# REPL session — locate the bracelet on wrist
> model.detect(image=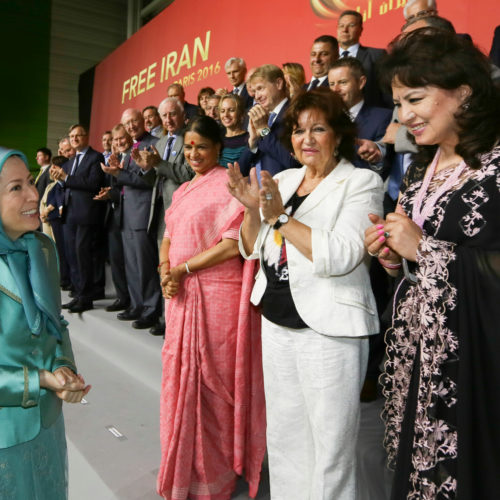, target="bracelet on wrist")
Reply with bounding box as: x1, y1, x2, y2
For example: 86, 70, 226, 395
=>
185, 261, 191, 274
378, 257, 402, 270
